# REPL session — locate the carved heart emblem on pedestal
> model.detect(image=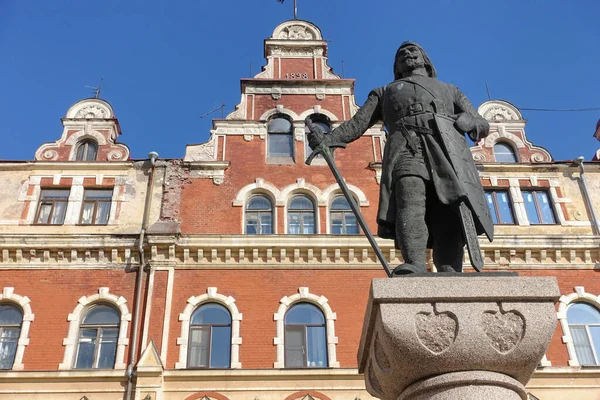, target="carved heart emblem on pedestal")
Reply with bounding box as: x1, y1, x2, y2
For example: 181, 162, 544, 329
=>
481, 310, 525, 353
415, 311, 458, 354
